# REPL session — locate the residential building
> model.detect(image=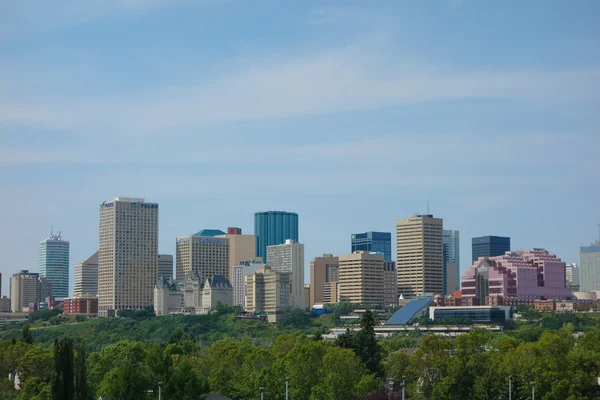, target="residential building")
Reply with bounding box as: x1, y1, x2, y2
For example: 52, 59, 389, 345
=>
154, 277, 184, 316
175, 231, 229, 284
461, 249, 572, 306
323, 281, 339, 304
396, 214, 444, 298
309, 254, 339, 307
10, 270, 39, 313
216, 228, 259, 281
566, 263, 580, 292
0, 296, 9, 312
63, 297, 98, 315
158, 254, 174, 280
338, 251, 384, 307
443, 230, 460, 294
74, 251, 98, 297
39, 231, 69, 298
471, 236, 510, 263
202, 275, 233, 313
98, 197, 158, 317
351, 232, 392, 261
244, 266, 291, 323
580, 241, 600, 292
267, 239, 305, 309
383, 261, 398, 307
254, 211, 299, 263
232, 261, 265, 308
